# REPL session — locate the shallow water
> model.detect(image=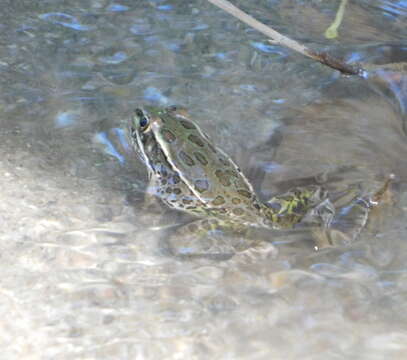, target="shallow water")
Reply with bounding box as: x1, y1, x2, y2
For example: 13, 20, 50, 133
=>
0, 0, 406, 359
